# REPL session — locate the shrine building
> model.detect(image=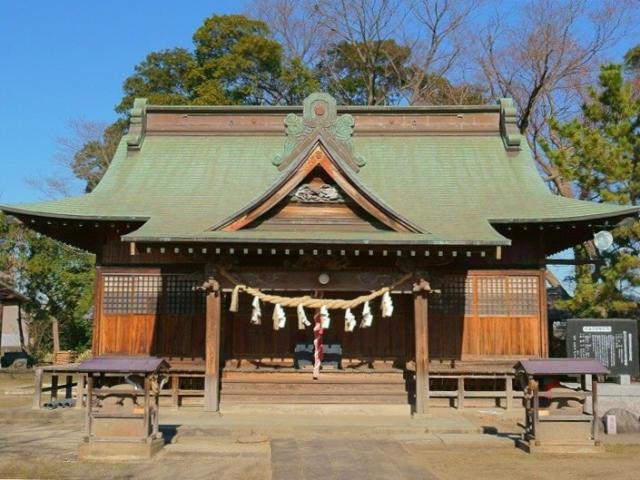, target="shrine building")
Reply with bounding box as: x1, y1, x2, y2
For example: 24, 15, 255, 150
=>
2, 93, 637, 413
